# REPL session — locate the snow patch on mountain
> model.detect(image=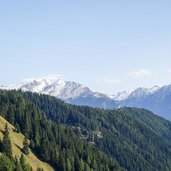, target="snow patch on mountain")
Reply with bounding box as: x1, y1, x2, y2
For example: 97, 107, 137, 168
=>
0, 77, 119, 109
109, 86, 161, 101
109, 90, 133, 101
0, 77, 94, 100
